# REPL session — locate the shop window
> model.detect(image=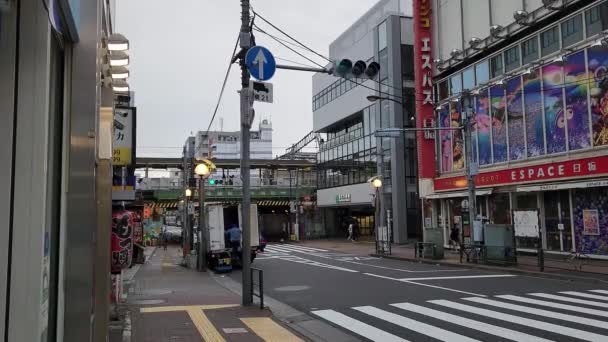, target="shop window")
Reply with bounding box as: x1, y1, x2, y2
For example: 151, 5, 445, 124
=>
462, 67, 475, 90
585, 2, 608, 37
573, 188, 608, 255
438, 80, 449, 100
541, 26, 560, 57
475, 61, 489, 86
489, 193, 510, 224
450, 74, 462, 96
504, 46, 520, 72
521, 36, 538, 65
561, 14, 583, 48
490, 55, 503, 79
